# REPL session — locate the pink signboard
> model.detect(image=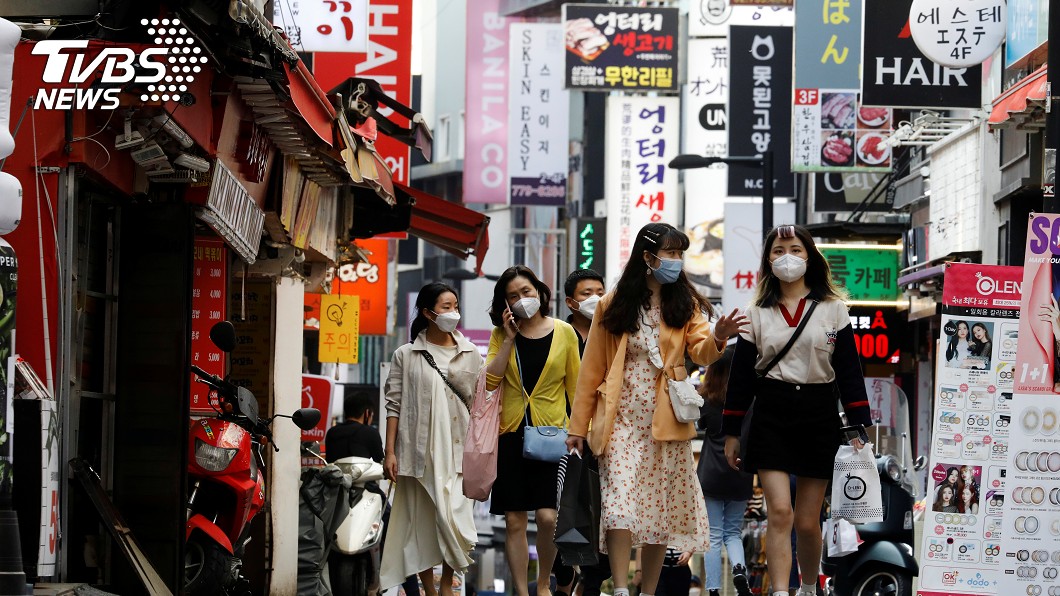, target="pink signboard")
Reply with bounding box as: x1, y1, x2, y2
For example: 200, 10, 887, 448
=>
464, 0, 520, 204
